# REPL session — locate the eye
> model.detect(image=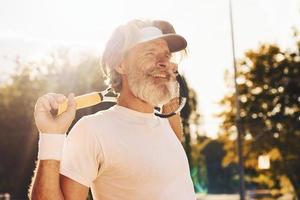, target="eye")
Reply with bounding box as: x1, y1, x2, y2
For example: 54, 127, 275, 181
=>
145, 52, 155, 57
